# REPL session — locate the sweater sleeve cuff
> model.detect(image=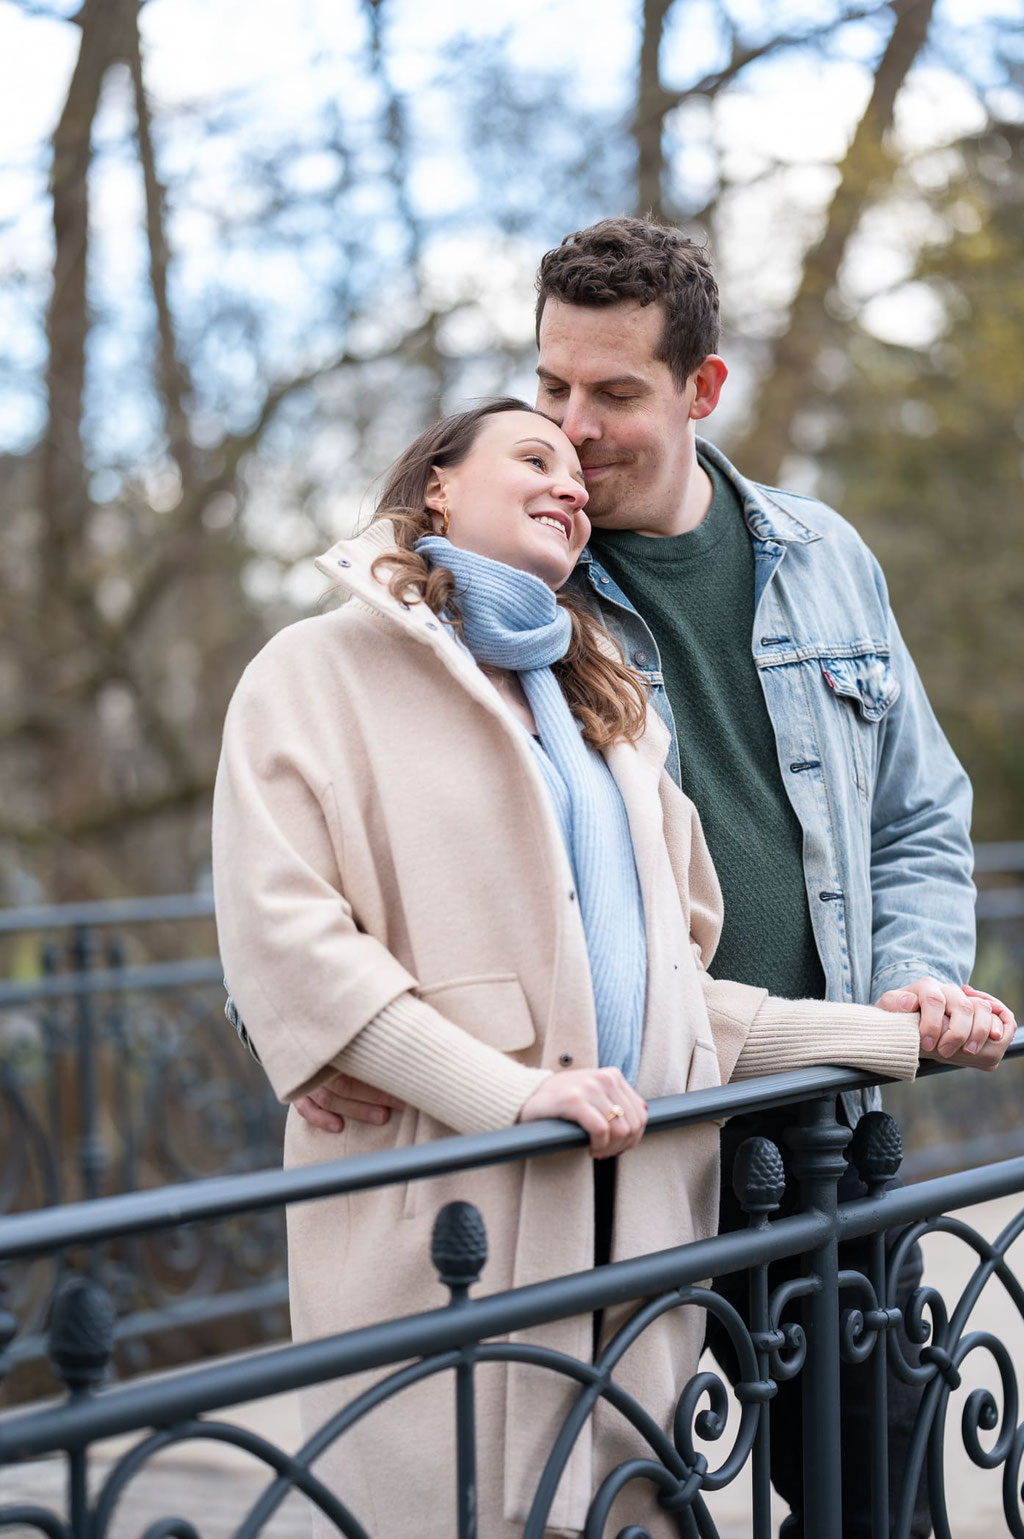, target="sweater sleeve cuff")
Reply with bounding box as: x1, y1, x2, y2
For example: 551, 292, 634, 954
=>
734, 997, 921, 1082
324, 993, 553, 1135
